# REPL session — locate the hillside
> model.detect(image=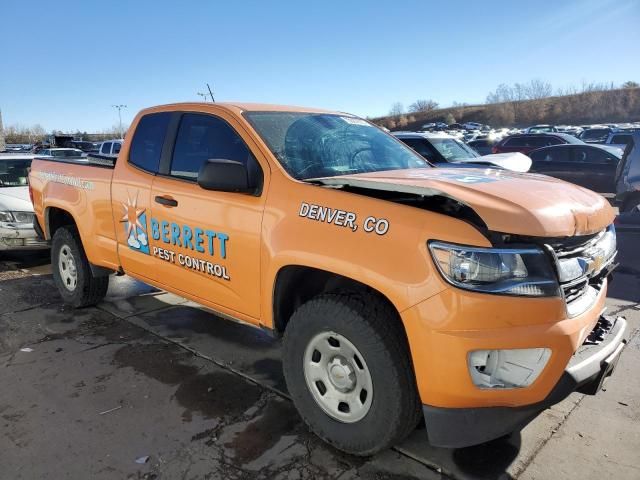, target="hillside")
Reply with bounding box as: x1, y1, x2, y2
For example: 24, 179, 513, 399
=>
372, 87, 640, 130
